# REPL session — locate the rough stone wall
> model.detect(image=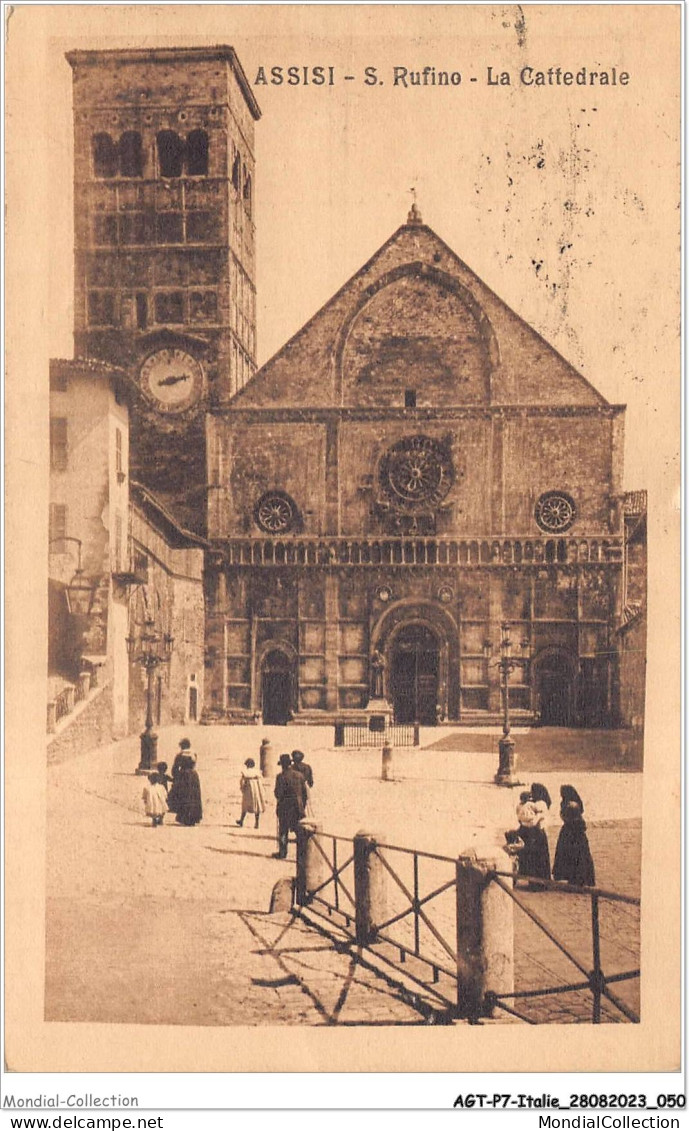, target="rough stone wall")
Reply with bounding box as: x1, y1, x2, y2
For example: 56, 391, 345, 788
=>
225, 421, 327, 535
341, 273, 491, 406
47, 684, 114, 765
500, 413, 617, 534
